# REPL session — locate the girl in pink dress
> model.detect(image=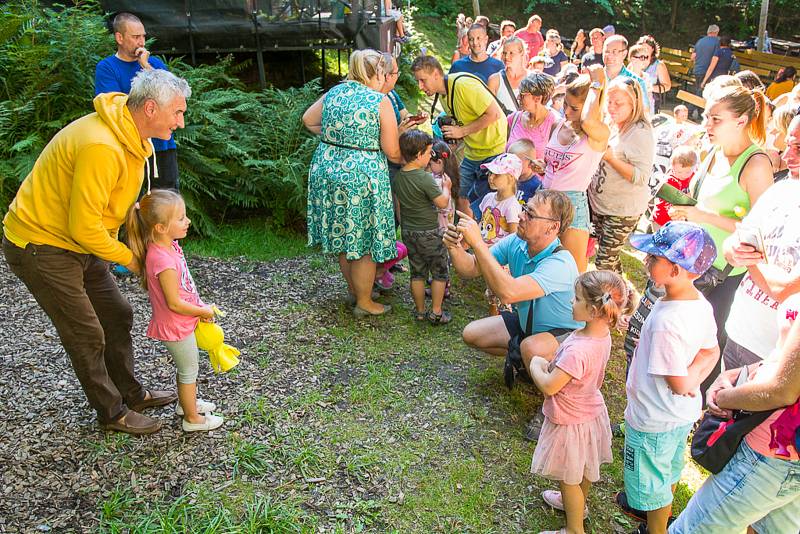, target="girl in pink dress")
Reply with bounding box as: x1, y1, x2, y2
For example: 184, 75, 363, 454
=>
126, 190, 224, 433
529, 270, 636, 534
